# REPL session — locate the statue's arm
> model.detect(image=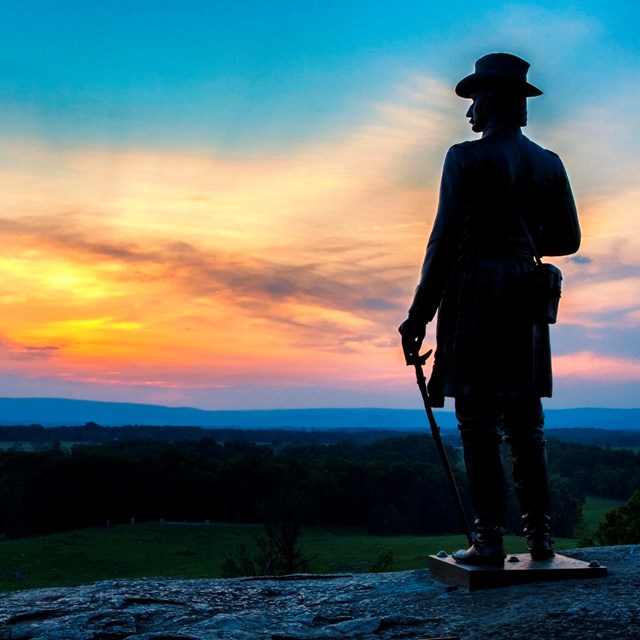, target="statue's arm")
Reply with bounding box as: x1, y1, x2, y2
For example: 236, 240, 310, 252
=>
538, 159, 581, 257
407, 146, 470, 323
